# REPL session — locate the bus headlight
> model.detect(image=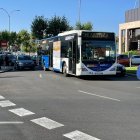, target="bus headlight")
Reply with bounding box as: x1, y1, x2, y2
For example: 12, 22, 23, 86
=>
109, 67, 116, 71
